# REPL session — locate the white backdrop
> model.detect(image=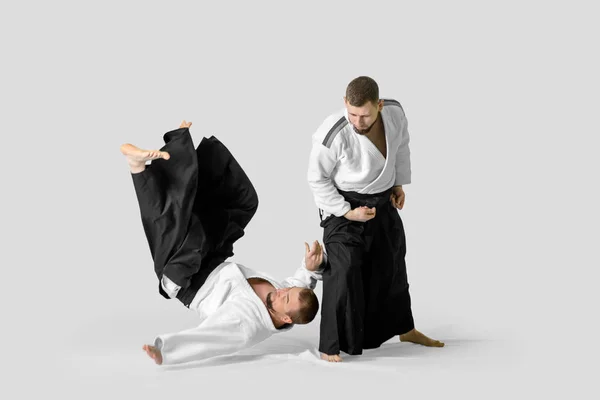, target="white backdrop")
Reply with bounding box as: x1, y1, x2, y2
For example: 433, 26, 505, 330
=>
1, 0, 598, 398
